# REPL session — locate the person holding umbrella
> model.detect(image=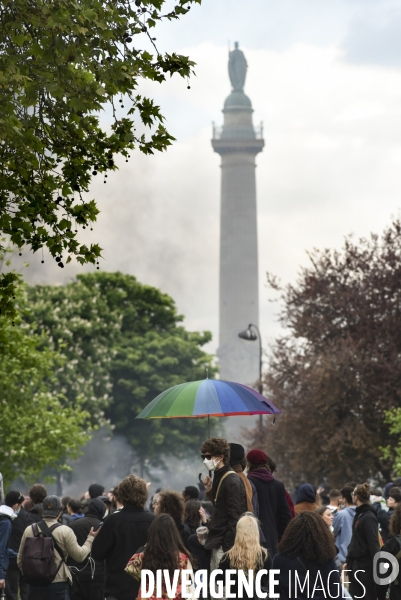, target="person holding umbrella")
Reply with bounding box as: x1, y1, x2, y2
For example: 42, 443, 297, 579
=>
200, 438, 246, 587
